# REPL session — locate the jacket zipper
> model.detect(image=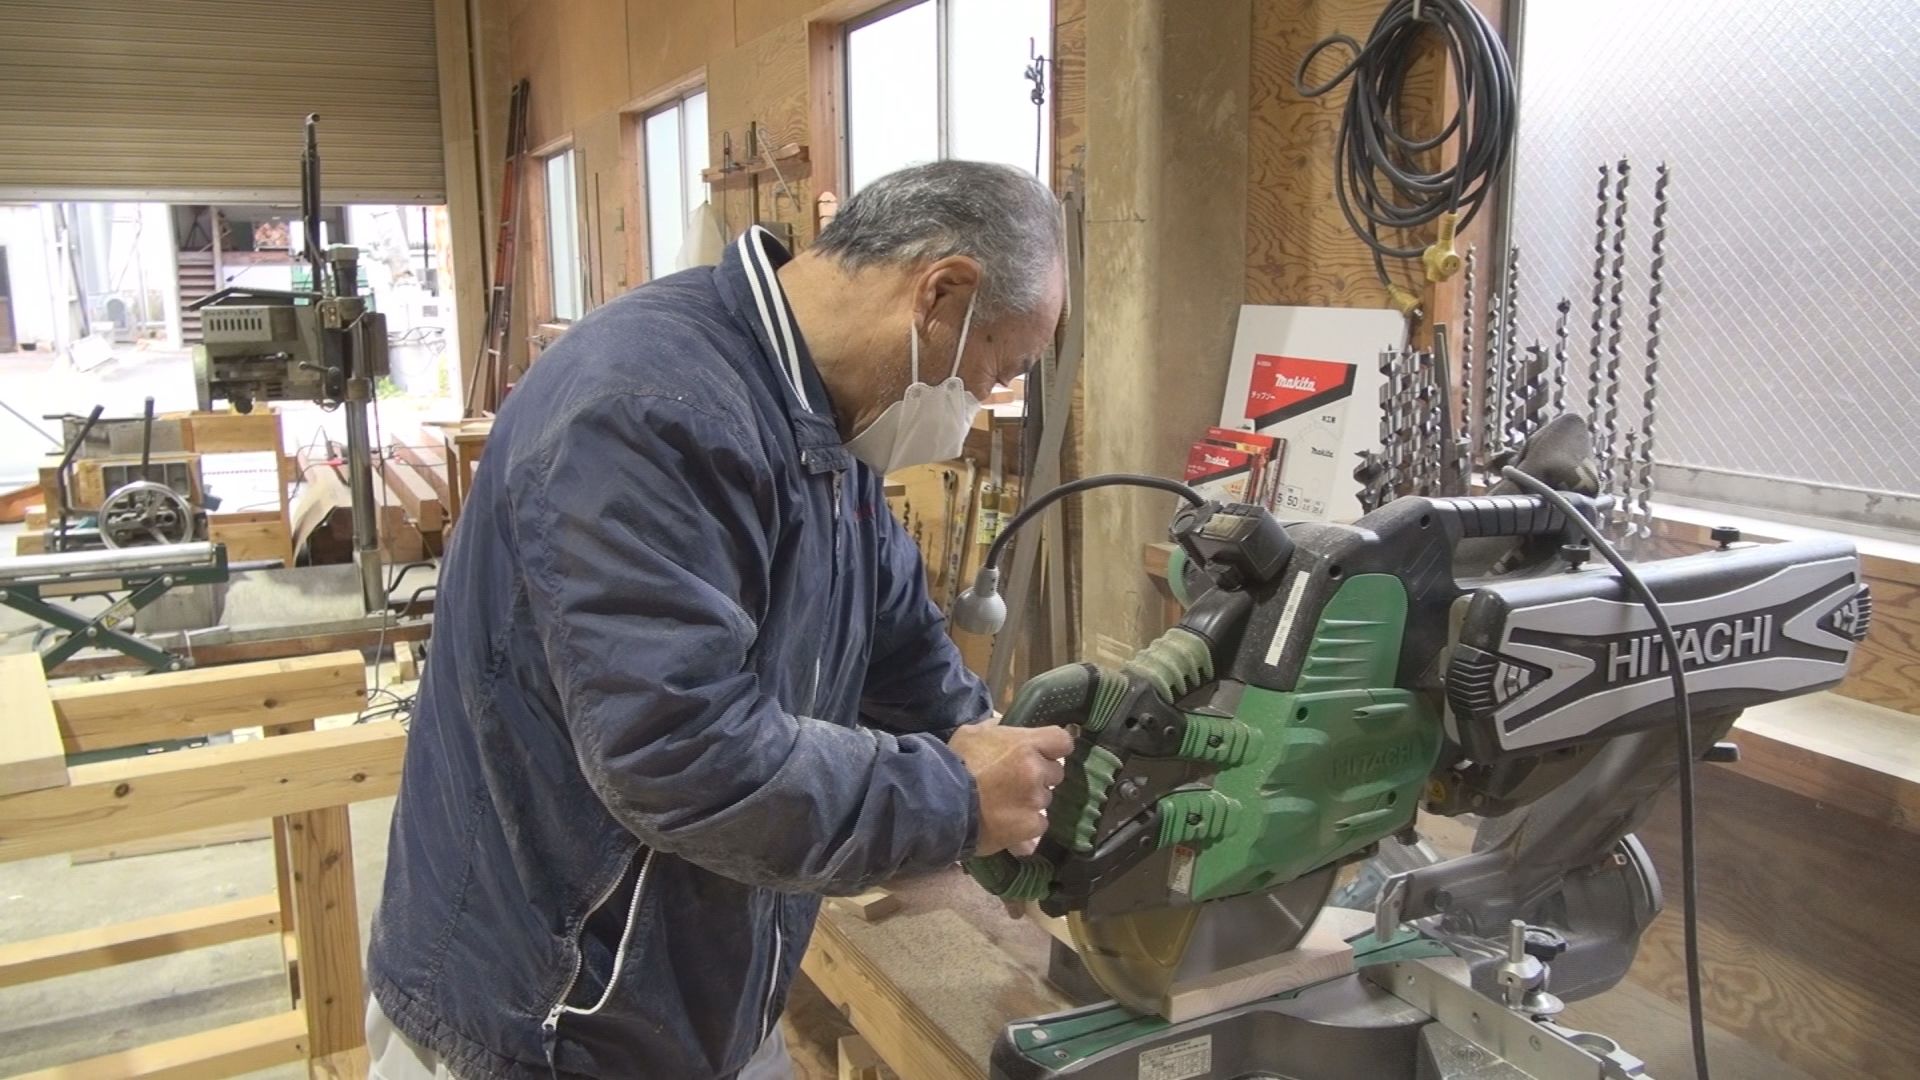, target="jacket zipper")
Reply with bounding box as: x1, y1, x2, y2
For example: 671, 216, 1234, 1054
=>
541, 848, 658, 1060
